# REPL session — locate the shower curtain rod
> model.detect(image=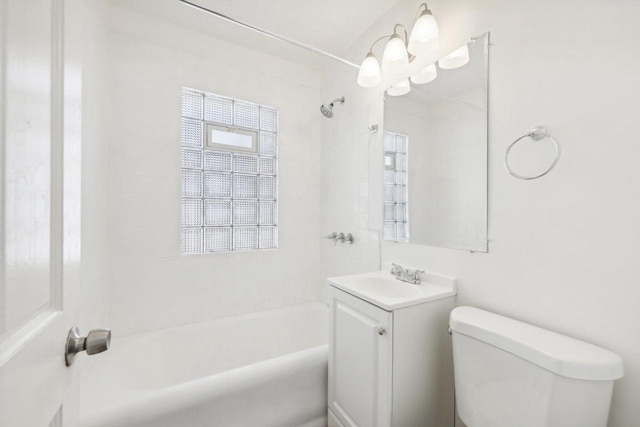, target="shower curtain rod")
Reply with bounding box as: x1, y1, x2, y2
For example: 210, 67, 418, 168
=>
178, 0, 360, 69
